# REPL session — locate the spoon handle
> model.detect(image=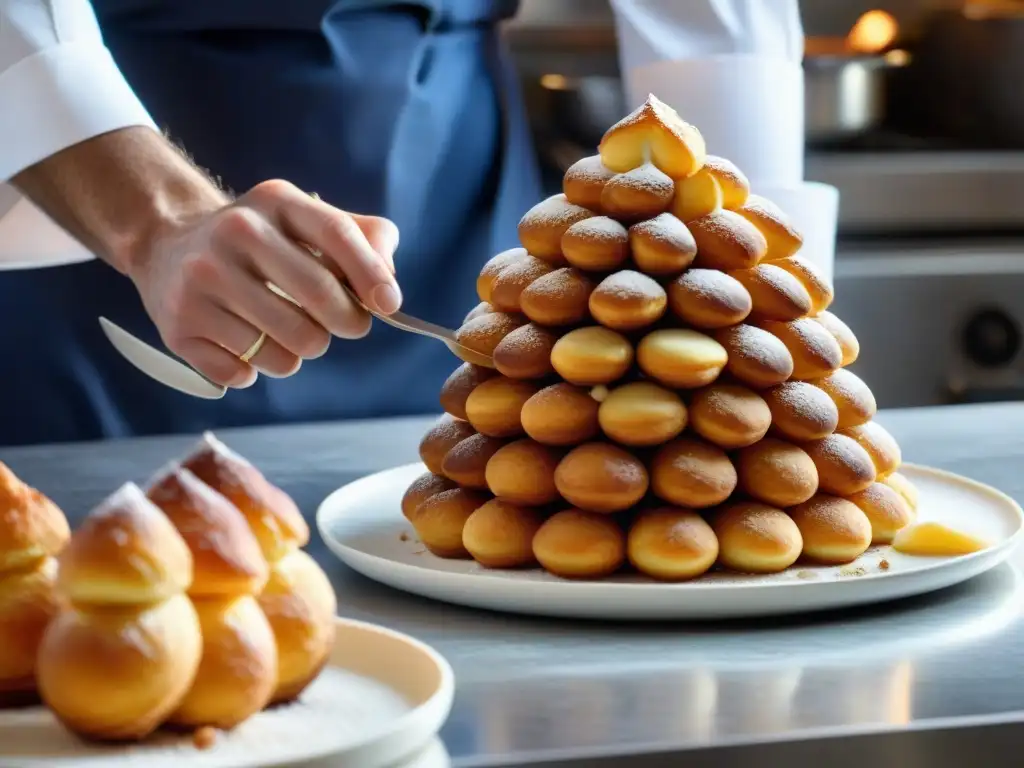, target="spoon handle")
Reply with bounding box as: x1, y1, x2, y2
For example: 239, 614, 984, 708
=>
298, 195, 495, 369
